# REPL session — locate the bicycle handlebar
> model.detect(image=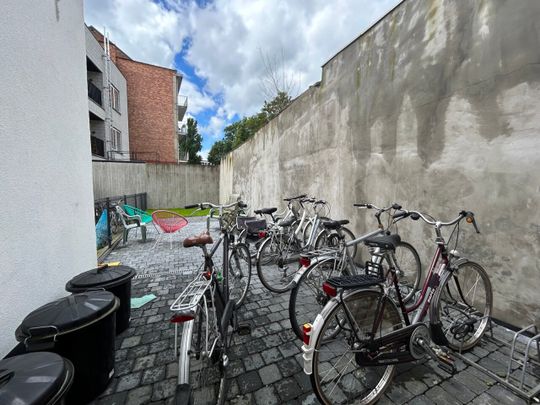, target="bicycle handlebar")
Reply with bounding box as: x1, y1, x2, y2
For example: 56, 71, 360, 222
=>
395, 209, 481, 233
184, 201, 247, 210
283, 194, 307, 202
